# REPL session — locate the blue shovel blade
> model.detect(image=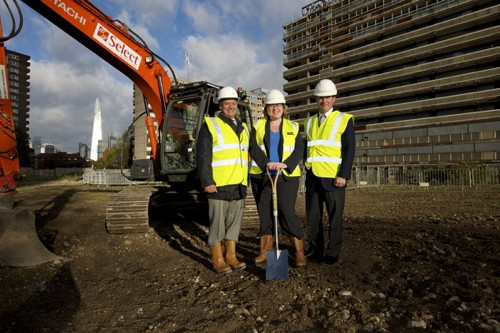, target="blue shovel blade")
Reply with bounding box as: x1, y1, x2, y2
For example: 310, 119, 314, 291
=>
266, 249, 288, 281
